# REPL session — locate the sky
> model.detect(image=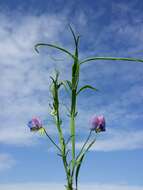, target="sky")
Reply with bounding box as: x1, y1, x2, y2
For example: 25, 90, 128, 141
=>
0, 0, 143, 189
